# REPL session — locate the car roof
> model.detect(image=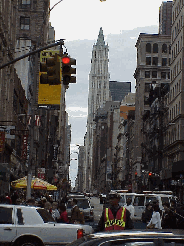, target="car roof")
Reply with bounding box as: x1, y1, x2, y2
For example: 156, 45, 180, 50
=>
67, 230, 184, 245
